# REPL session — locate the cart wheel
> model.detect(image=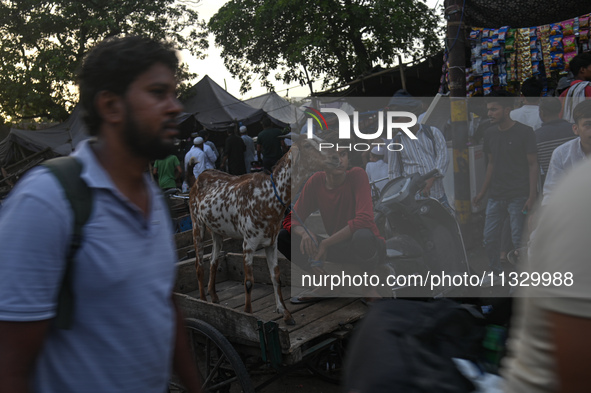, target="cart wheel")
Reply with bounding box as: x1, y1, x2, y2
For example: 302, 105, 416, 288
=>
169, 318, 254, 393
305, 340, 346, 384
